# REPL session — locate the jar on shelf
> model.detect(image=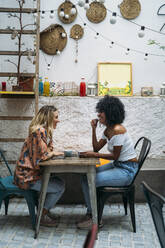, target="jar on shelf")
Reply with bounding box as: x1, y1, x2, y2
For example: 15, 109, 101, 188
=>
39, 77, 43, 95
80, 77, 86, 96
43, 77, 50, 96
160, 82, 165, 96
1, 82, 6, 91
87, 82, 97, 96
